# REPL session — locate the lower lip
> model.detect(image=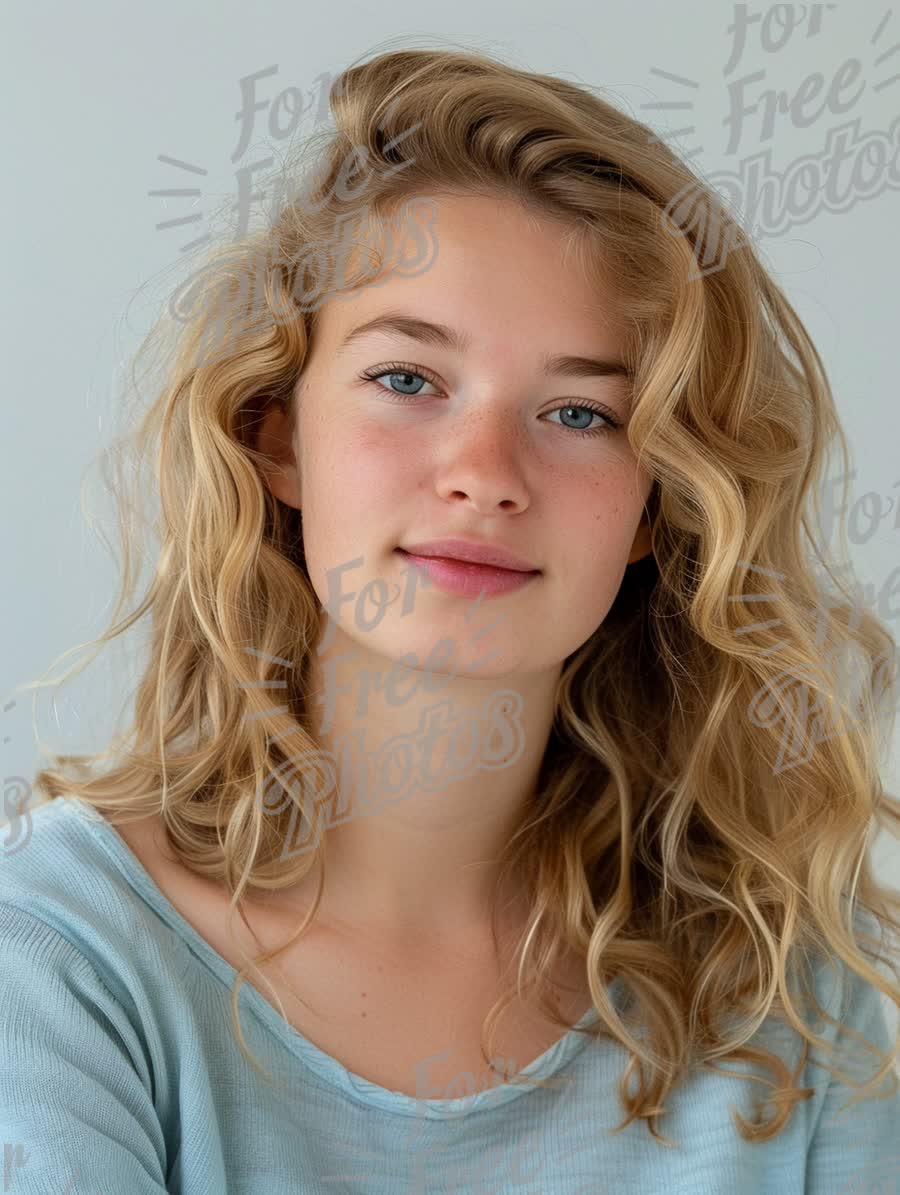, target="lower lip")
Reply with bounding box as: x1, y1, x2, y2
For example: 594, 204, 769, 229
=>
395, 550, 541, 598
